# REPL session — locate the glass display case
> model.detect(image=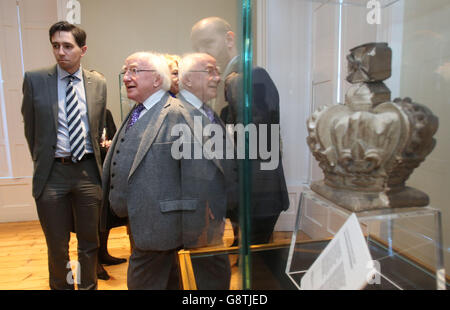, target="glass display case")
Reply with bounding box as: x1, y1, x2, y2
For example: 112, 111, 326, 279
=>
112, 0, 449, 289
242, 0, 449, 290
286, 189, 447, 290
177, 187, 448, 290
